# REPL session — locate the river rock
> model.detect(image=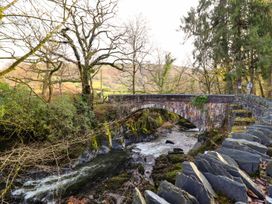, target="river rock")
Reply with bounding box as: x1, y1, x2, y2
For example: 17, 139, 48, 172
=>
158, 180, 199, 204
165, 140, 175, 145
144, 190, 170, 204
267, 161, 272, 177
195, 153, 237, 178
175, 174, 215, 204
251, 124, 272, 132
218, 147, 261, 175
12, 151, 129, 203
205, 151, 264, 200
133, 188, 146, 204
222, 138, 268, 154
182, 161, 217, 198
231, 132, 261, 143
204, 173, 248, 203
248, 126, 272, 138
268, 185, 272, 197
246, 129, 272, 145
